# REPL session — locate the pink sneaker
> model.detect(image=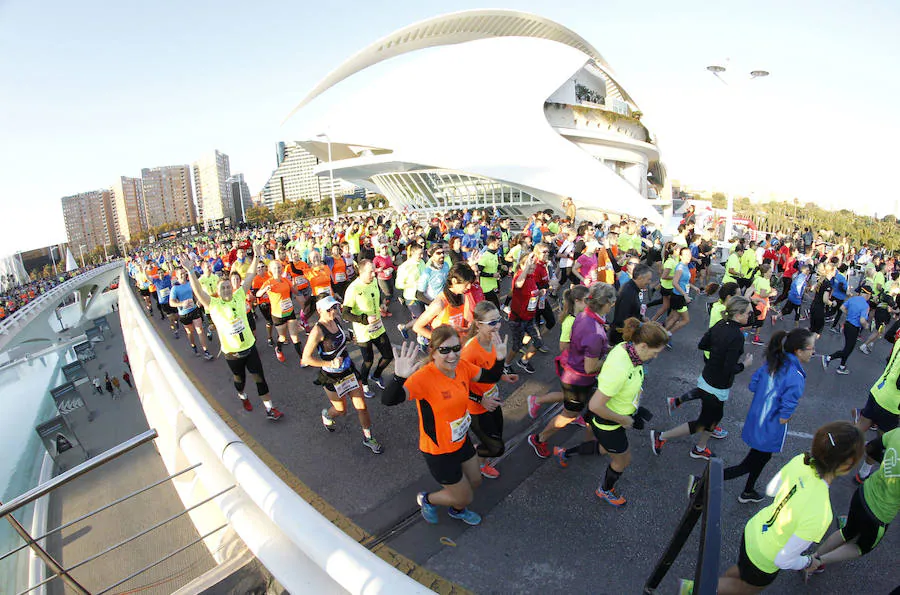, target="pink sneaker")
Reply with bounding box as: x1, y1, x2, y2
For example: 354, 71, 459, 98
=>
527, 395, 541, 419
573, 415, 587, 428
